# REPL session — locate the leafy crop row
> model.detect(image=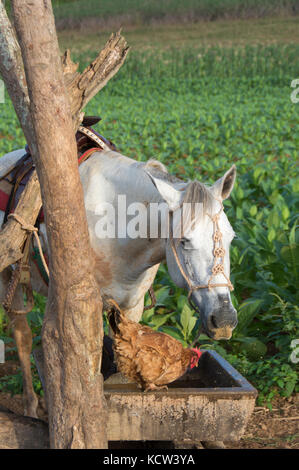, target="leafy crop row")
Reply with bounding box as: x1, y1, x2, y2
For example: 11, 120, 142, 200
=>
0, 44, 298, 405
